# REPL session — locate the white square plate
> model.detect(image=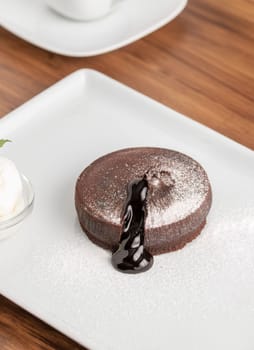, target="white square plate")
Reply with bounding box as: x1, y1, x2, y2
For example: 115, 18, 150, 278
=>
0, 0, 187, 57
0, 69, 253, 350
